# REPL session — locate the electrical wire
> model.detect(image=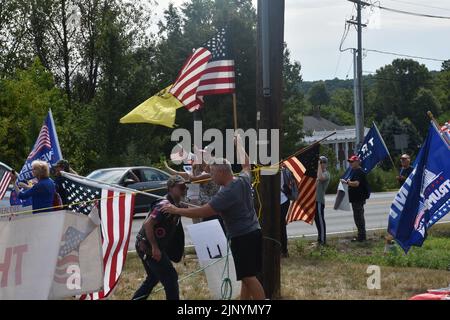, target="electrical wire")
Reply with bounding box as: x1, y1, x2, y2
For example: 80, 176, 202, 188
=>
364, 48, 447, 62
386, 0, 450, 12
371, 2, 450, 19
